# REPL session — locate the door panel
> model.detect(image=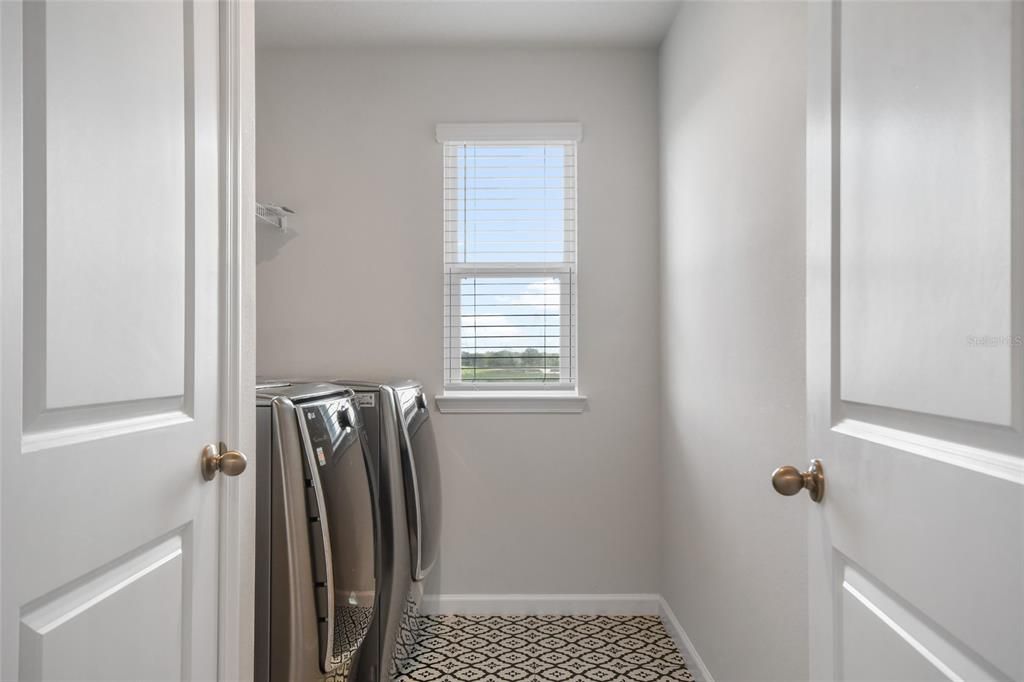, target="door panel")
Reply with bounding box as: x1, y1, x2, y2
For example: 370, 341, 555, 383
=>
839, 561, 999, 682
838, 1, 1013, 426
1, 1, 224, 679
31, 0, 188, 413
807, 2, 1024, 681
19, 536, 185, 682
